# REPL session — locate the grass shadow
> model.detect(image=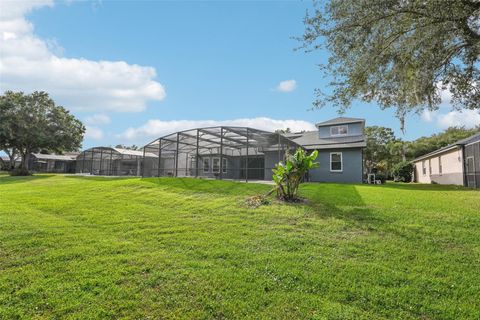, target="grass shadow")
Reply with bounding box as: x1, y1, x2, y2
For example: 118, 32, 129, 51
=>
300, 183, 391, 229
